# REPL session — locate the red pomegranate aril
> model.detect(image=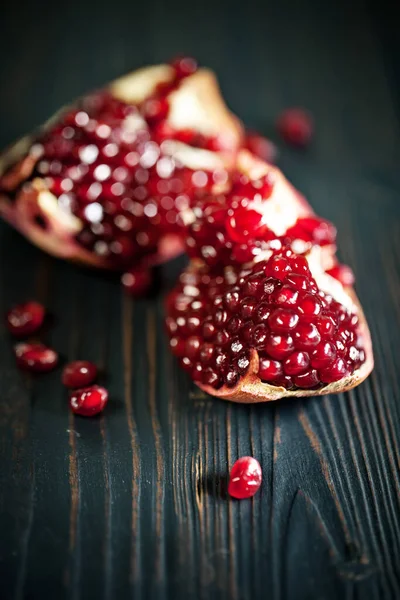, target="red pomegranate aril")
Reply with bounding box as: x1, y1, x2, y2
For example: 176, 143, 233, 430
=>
223, 290, 240, 311
294, 322, 321, 349
258, 358, 283, 382
240, 298, 257, 319
199, 343, 214, 364
265, 334, 294, 360
170, 337, 186, 357
264, 256, 291, 281
62, 360, 97, 388
6, 301, 45, 337
227, 316, 243, 334
273, 286, 299, 308
202, 367, 221, 387
192, 363, 203, 381
228, 456, 262, 499
121, 269, 152, 296
225, 370, 239, 387
268, 308, 299, 333
291, 255, 310, 276
171, 56, 198, 78
202, 319, 217, 340
252, 324, 269, 349
244, 131, 277, 163
299, 294, 322, 316
318, 314, 337, 338
310, 341, 336, 369
293, 369, 319, 388
185, 336, 201, 359
326, 264, 355, 287
235, 353, 250, 374
284, 273, 309, 291
284, 351, 310, 376
69, 385, 108, 417
225, 208, 265, 243
277, 108, 313, 147
319, 358, 350, 383
15, 343, 58, 373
